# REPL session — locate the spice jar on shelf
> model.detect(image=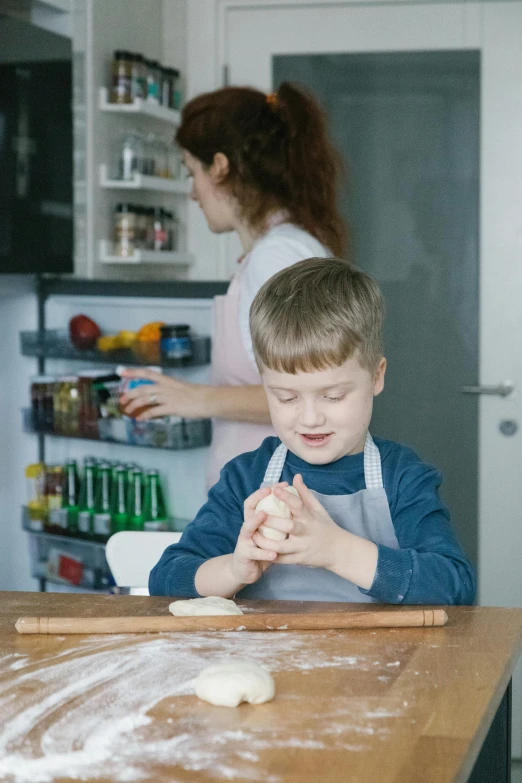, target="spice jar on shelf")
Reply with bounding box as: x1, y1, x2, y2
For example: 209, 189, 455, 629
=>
117, 130, 144, 181
110, 50, 133, 104
113, 203, 137, 257
130, 53, 146, 100
152, 207, 168, 251
145, 59, 161, 104
164, 210, 178, 251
